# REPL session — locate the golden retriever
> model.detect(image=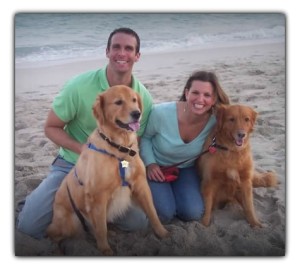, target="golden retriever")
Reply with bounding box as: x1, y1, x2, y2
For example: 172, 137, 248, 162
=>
47, 85, 168, 255
197, 104, 277, 227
